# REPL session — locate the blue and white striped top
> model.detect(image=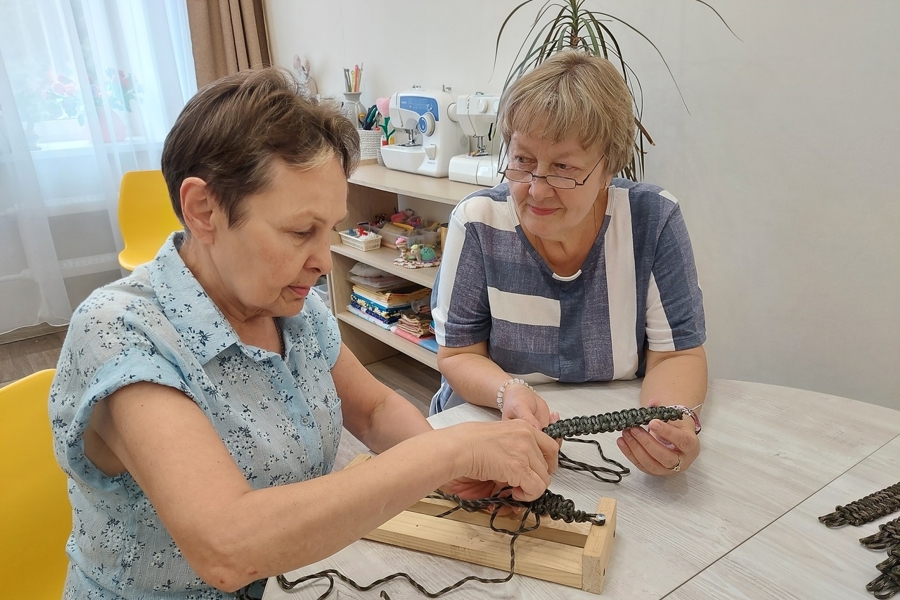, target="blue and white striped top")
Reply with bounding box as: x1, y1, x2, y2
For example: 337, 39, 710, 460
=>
430, 179, 705, 413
